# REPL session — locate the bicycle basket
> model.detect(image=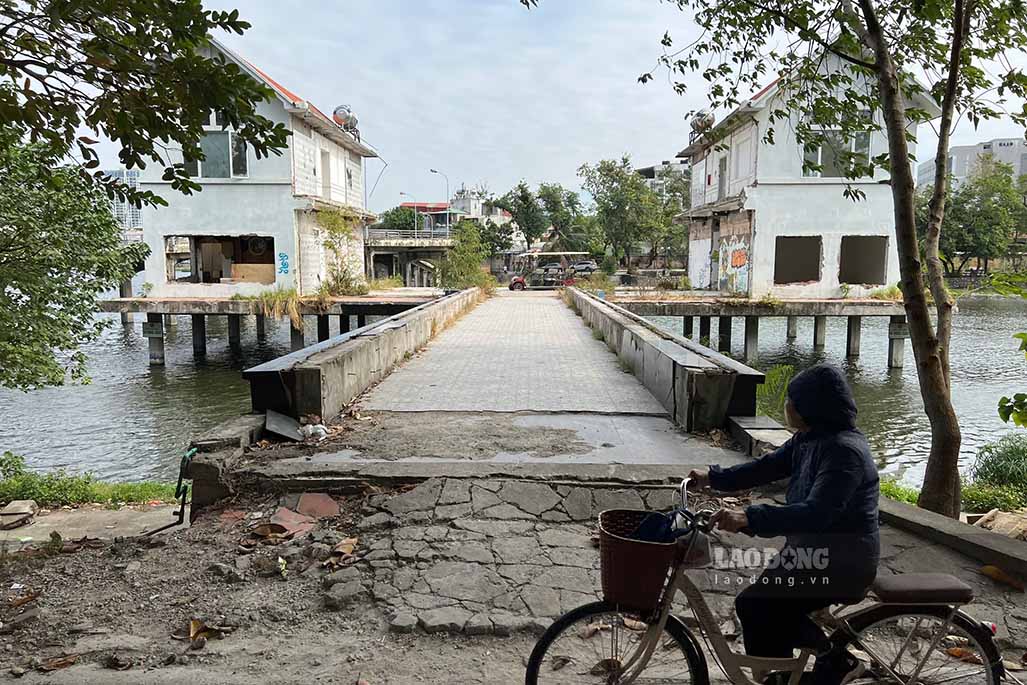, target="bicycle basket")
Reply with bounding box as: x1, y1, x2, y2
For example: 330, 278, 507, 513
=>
598, 509, 678, 613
